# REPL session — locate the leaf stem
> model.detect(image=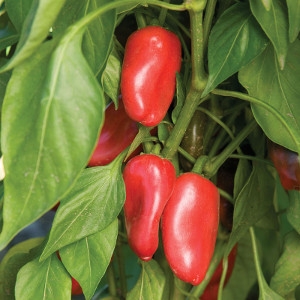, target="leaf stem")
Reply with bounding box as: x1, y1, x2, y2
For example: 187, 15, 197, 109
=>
204, 118, 257, 178
212, 89, 300, 153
